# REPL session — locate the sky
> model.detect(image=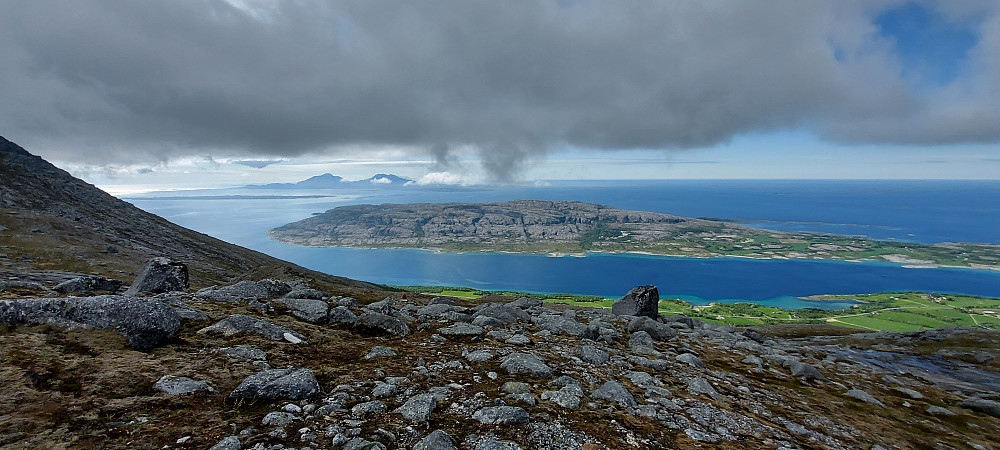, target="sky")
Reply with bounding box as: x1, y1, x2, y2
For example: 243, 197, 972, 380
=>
2, 0, 999, 192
